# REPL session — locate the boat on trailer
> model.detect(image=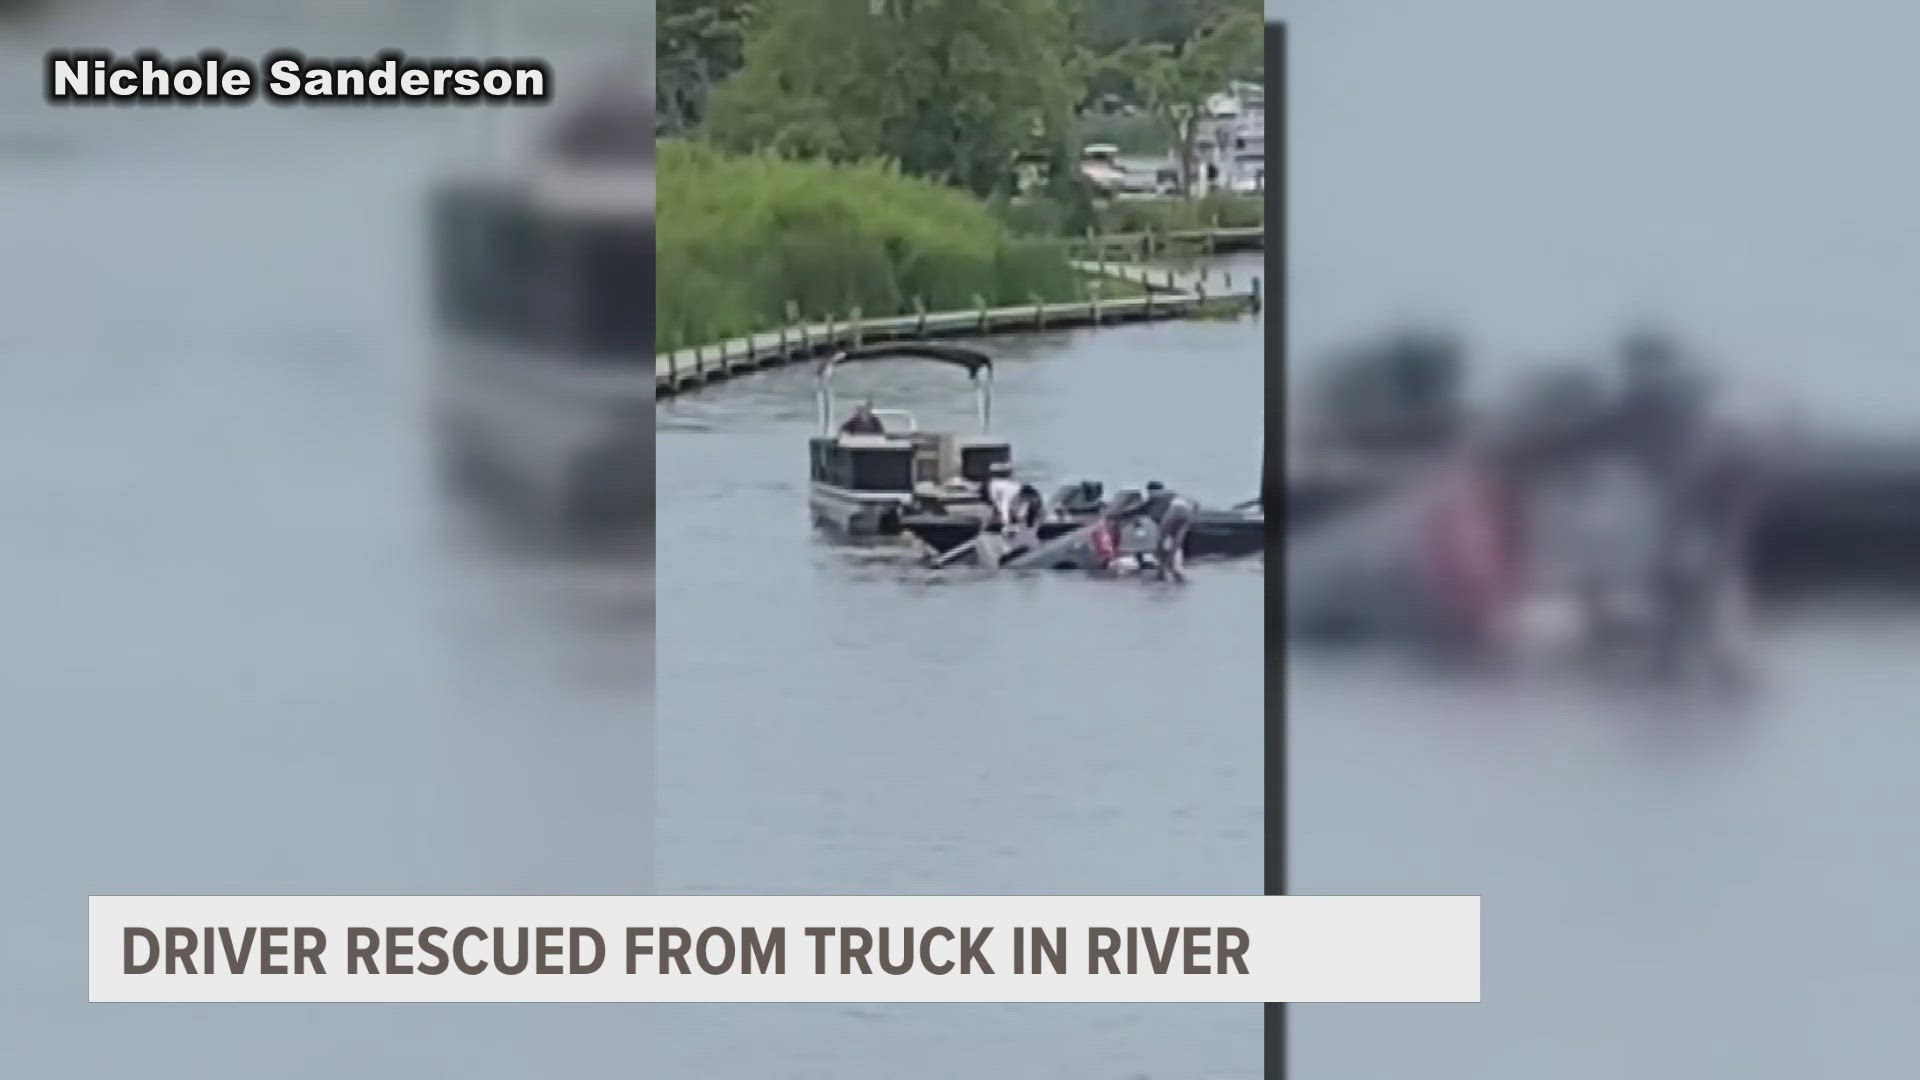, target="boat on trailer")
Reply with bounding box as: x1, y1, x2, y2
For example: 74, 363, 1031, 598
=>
808, 343, 1010, 536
